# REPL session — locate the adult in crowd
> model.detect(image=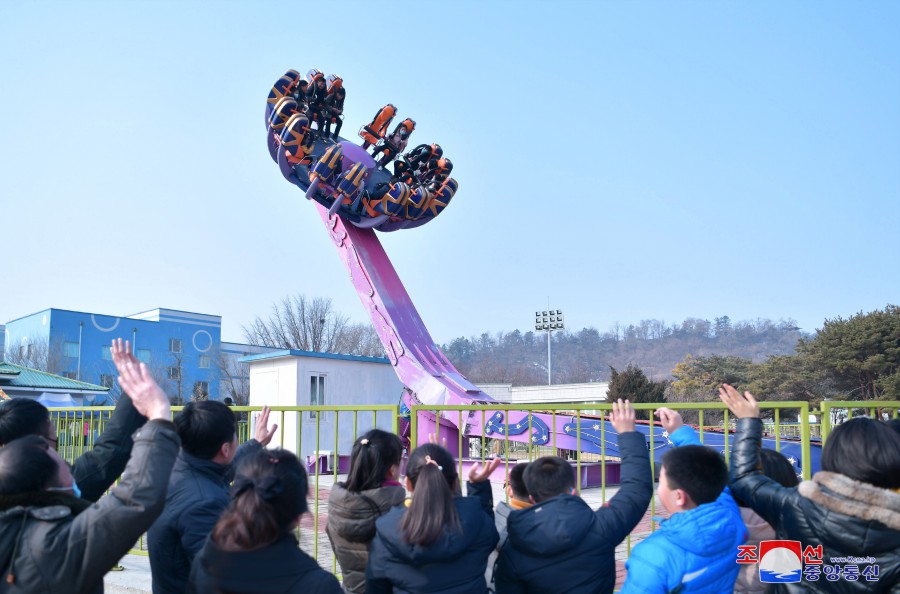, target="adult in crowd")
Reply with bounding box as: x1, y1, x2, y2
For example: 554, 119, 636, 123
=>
0, 338, 178, 593
188, 448, 341, 593
720, 384, 900, 593
0, 349, 148, 502
148, 401, 277, 593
